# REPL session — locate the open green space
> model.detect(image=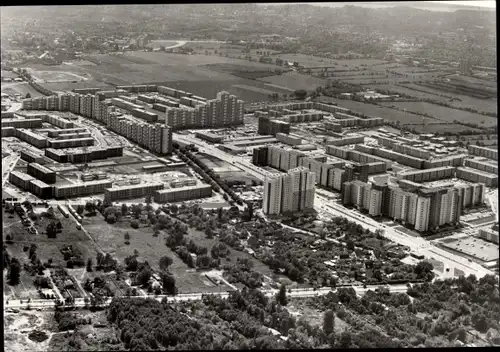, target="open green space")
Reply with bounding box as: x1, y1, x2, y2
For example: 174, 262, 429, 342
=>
258, 71, 327, 92
378, 101, 496, 127
1, 83, 44, 97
